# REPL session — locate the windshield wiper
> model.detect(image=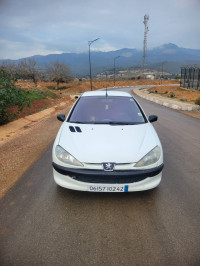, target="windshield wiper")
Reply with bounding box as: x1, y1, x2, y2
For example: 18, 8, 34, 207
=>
69, 121, 84, 124
107, 122, 139, 125
91, 121, 139, 125
69, 121, 142, 125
